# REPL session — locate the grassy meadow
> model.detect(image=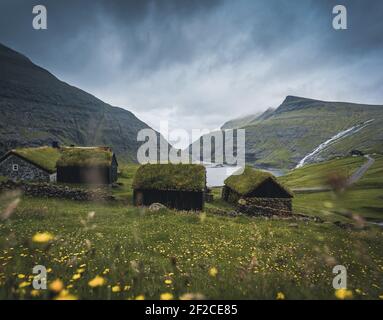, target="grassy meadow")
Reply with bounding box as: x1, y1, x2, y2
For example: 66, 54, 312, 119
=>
0, 159, 382, 300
